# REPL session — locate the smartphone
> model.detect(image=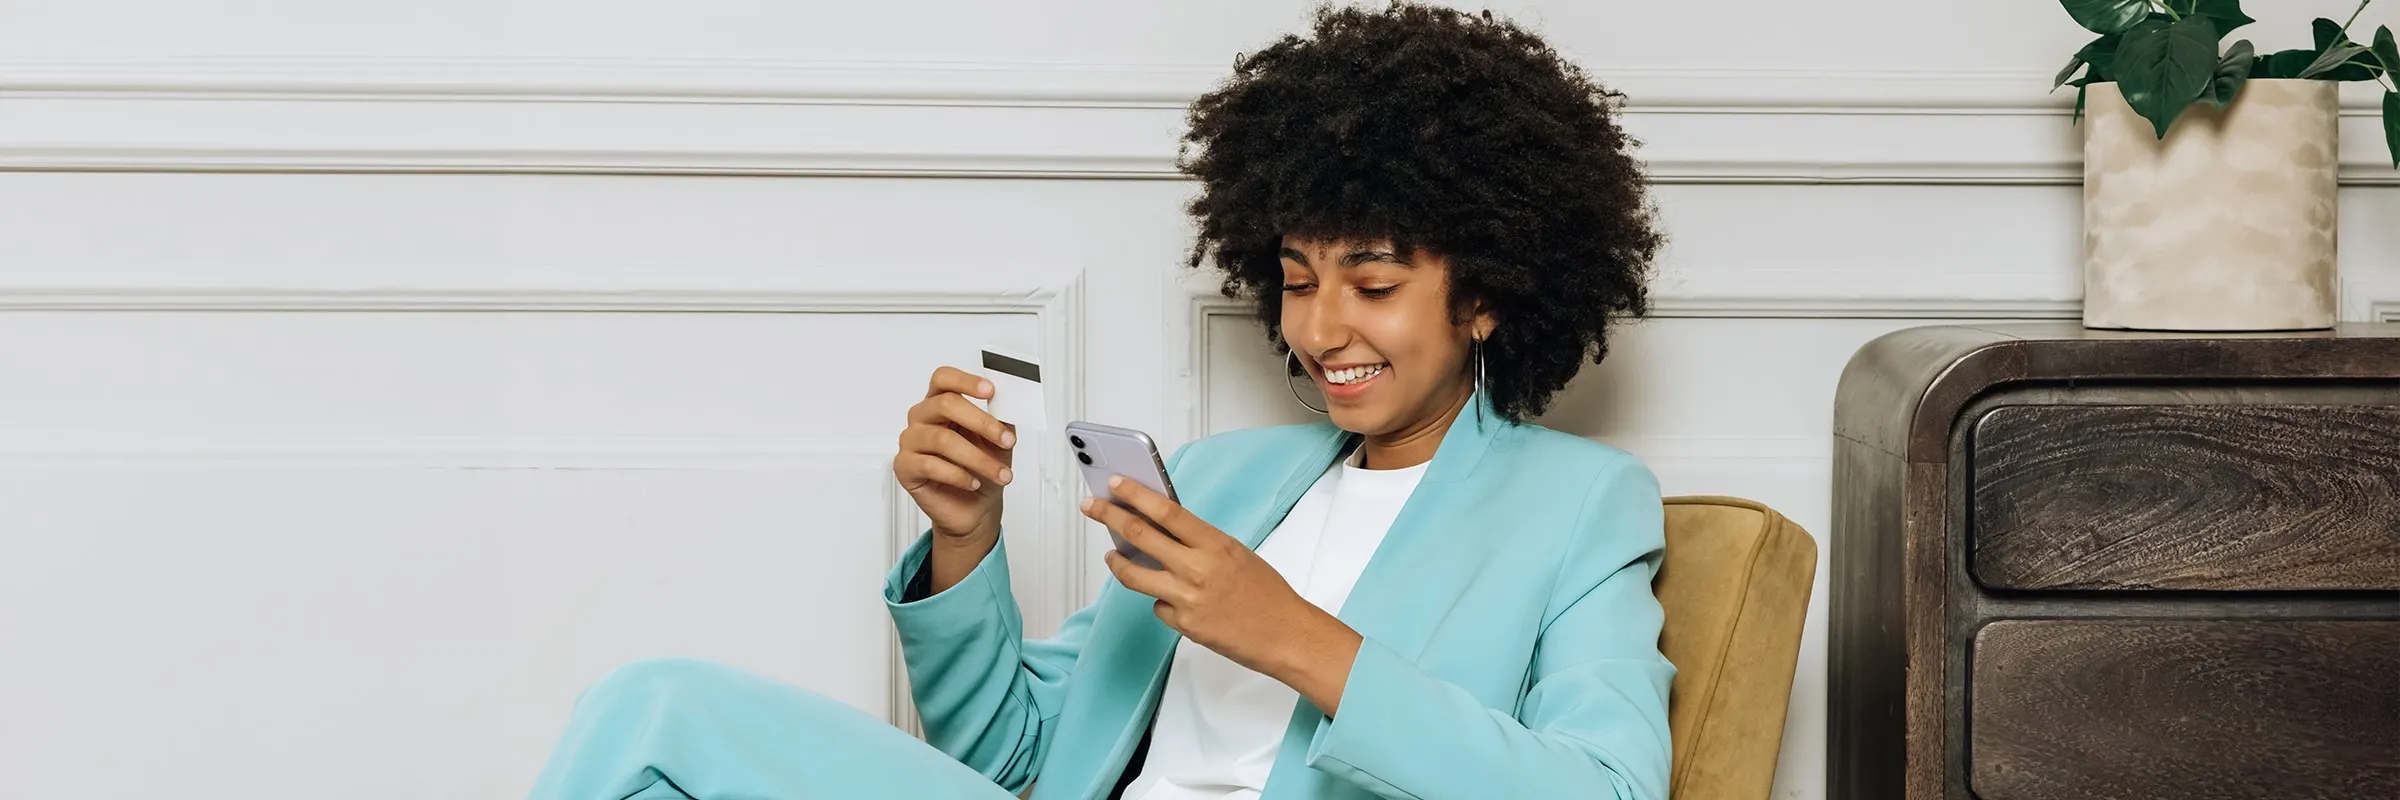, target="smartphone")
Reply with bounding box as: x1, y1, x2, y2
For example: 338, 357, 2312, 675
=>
1064, 420, 1176, 571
